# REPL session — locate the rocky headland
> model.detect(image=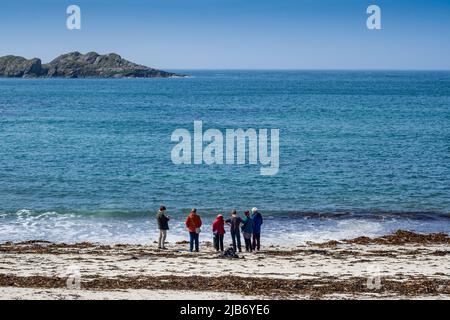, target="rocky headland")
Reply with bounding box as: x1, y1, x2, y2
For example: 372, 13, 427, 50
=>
0, 52, 183, 78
